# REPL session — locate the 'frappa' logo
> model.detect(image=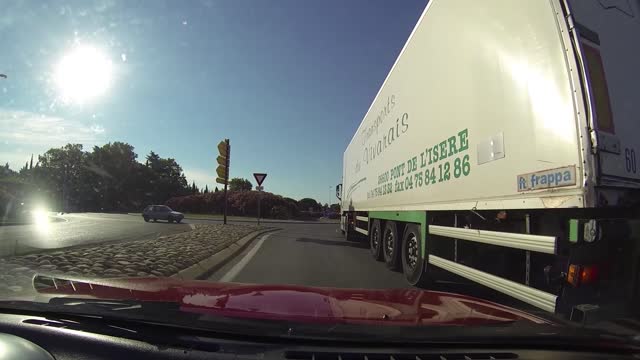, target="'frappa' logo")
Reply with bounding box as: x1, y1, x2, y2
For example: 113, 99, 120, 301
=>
517, 166, 577, 192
